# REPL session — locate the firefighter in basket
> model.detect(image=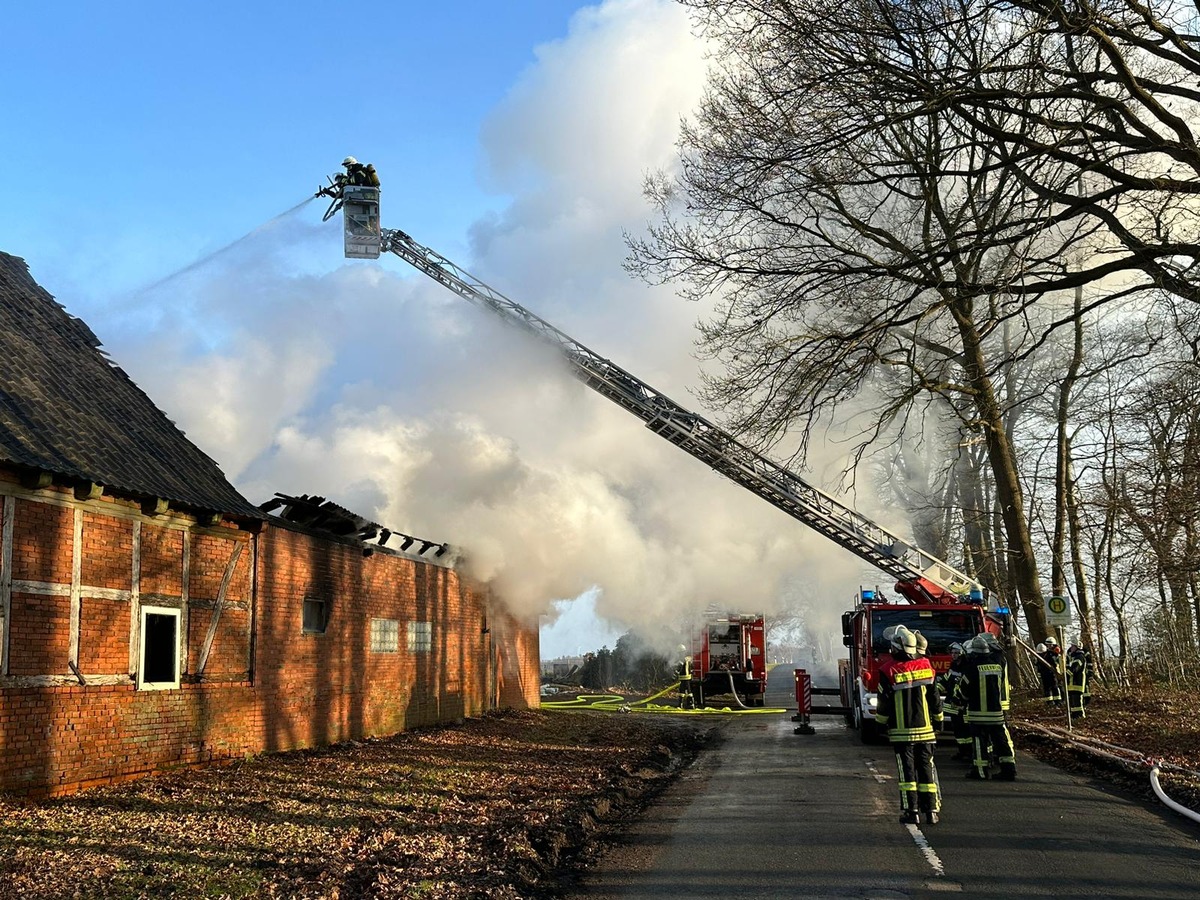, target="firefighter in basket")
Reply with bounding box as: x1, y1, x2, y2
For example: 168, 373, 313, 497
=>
316, 156, 382, 221
875, 624, 943, 826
